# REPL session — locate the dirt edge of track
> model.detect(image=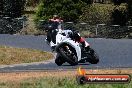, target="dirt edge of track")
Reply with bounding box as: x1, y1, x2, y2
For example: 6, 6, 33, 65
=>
0, 69, 132, 82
